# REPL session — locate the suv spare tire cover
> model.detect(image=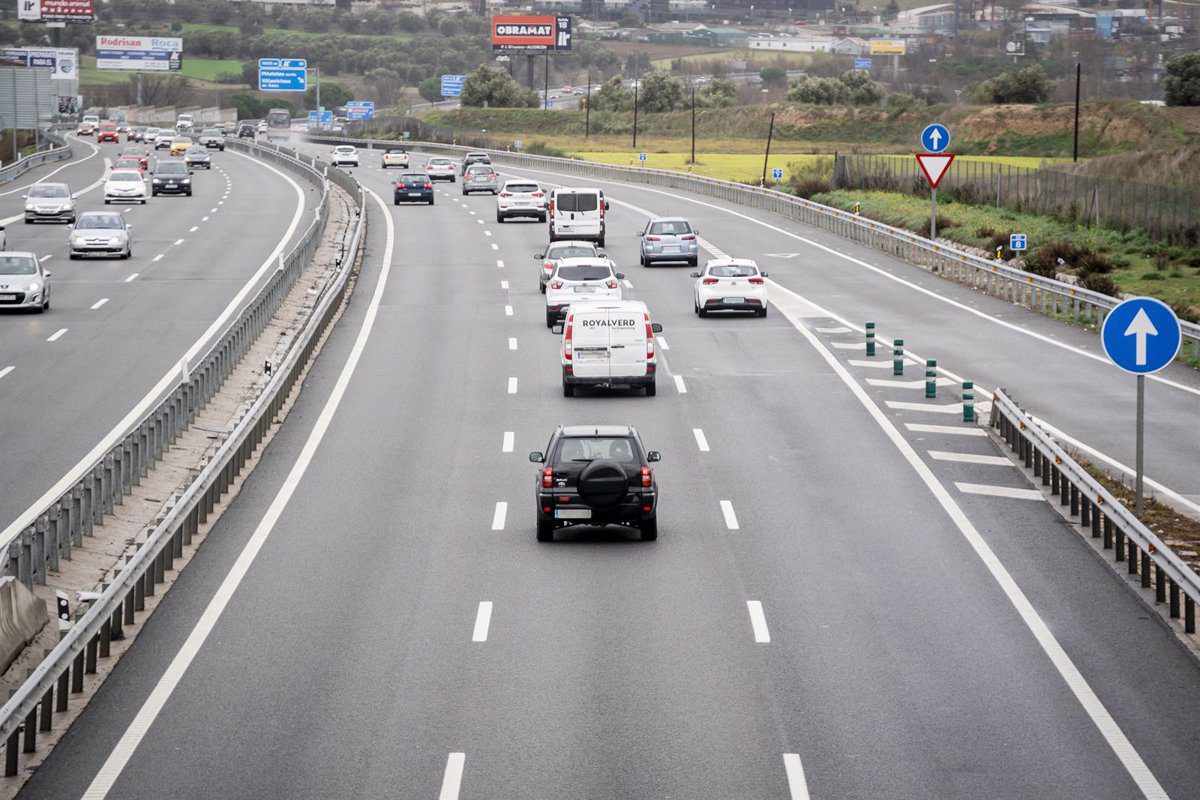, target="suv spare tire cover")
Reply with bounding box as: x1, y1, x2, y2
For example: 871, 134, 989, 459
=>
577, 459, 629, 509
